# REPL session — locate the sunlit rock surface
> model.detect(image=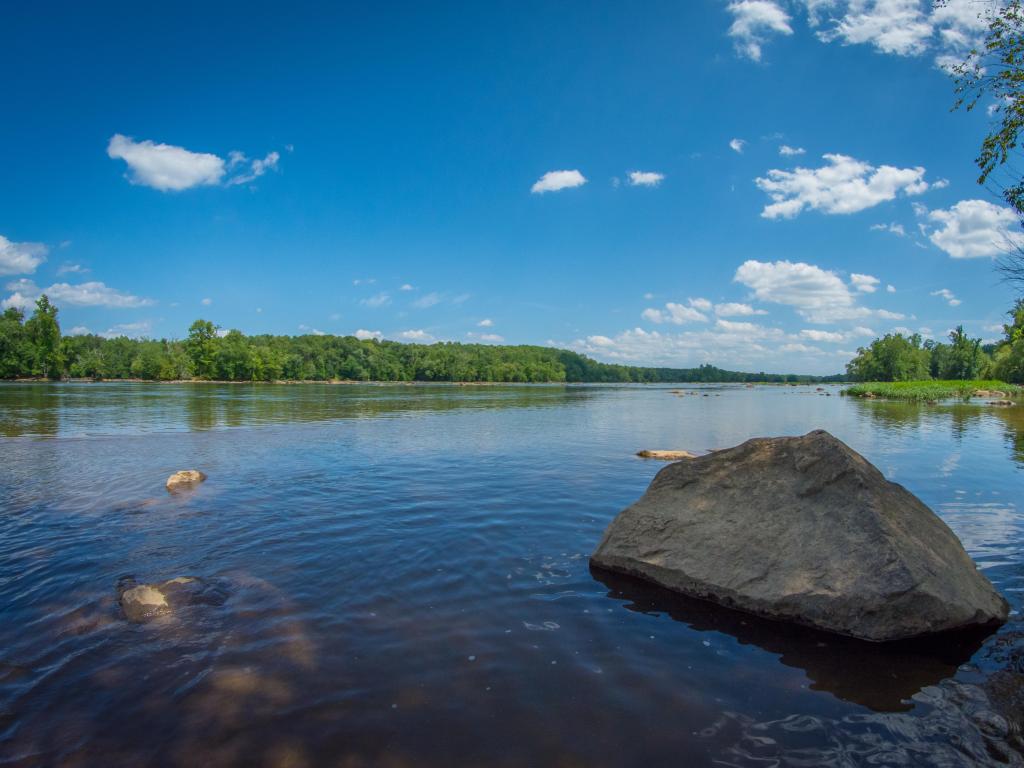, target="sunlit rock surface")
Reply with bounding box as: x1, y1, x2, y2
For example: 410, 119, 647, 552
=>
165, 470, 206, 492
593, 430, 1008, 641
